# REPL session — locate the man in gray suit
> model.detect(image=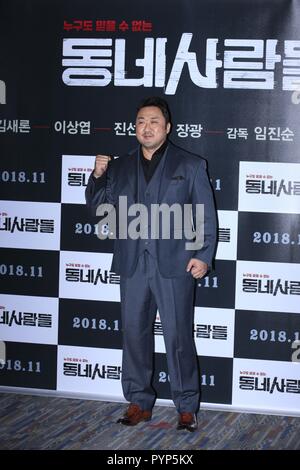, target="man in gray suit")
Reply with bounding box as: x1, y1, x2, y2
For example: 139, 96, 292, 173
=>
86, 97, 217, 432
